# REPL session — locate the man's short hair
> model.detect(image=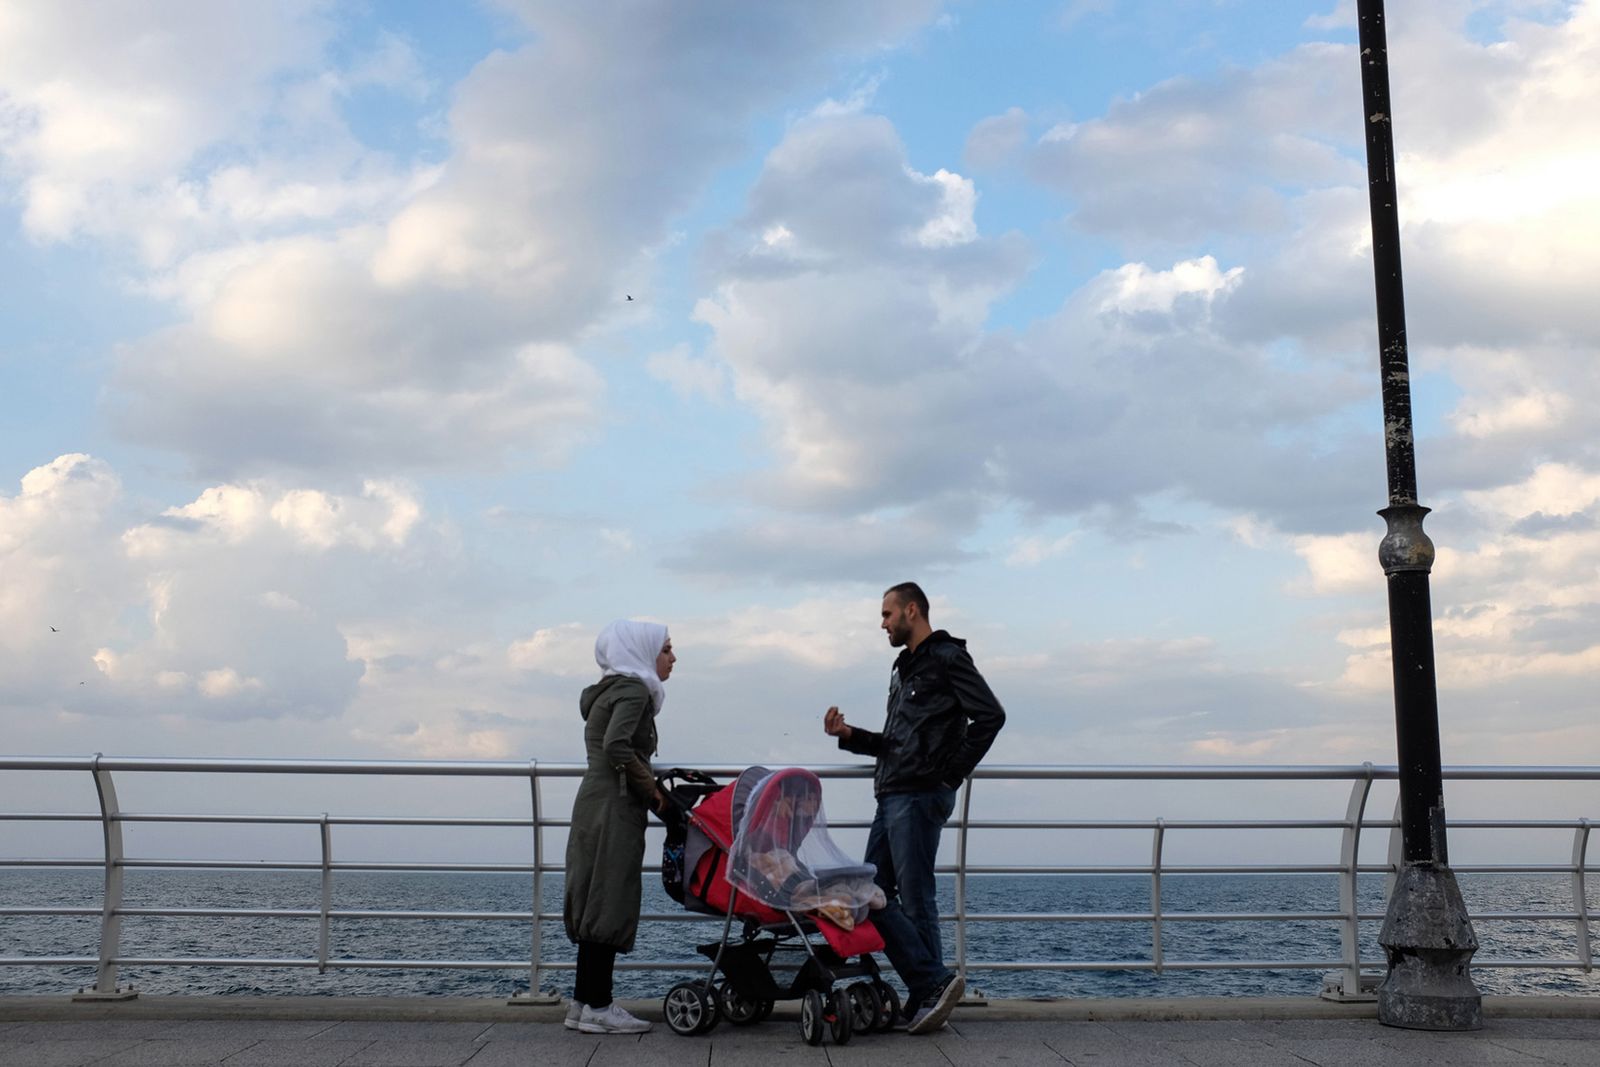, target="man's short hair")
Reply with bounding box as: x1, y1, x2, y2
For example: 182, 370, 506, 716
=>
884, 581, 930, 619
